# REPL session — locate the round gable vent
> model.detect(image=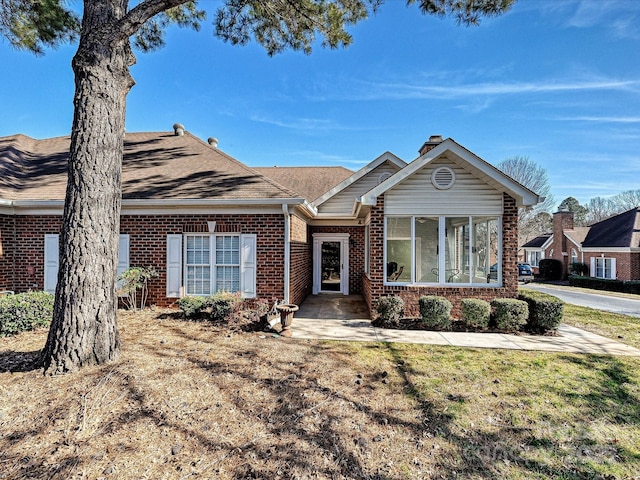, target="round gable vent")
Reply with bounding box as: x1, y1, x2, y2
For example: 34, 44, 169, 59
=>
378, 172, 392, 184
431, 166, 455, 190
